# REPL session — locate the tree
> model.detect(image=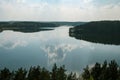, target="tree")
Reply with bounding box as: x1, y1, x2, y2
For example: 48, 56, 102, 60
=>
0, 68, 12, 80
40, 68, 50, 80
14, 68, 27, 80
99, 60, 108, 80
51, 63, 58, 80
67, 72, 78, 80
107, 60, 118, 80
27, 66, 41, 80
82, 65, 90, 80
57, 65, 67, 80
91, 63, 101, 80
